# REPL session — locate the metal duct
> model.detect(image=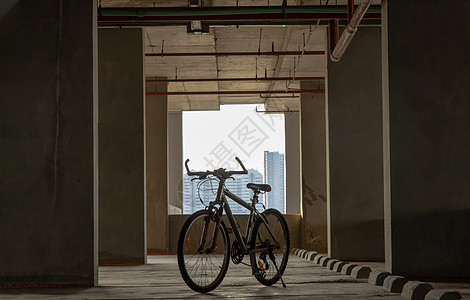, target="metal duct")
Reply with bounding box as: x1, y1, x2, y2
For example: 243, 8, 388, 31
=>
330, 0, 373, 62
